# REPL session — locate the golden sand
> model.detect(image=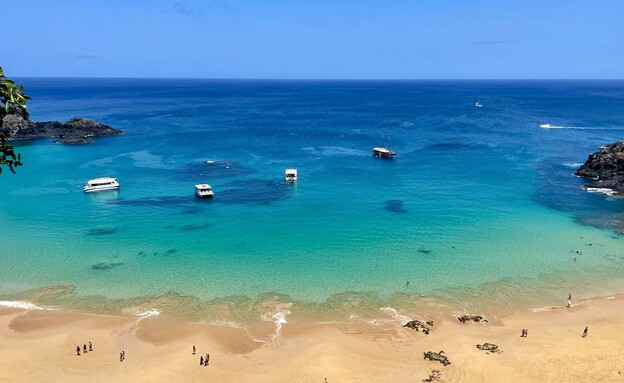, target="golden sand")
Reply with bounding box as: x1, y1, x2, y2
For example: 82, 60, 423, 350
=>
1, 295, 624, 382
